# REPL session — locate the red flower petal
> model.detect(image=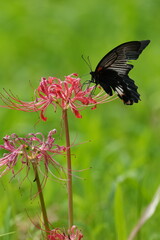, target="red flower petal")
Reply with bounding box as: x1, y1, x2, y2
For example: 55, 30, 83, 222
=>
40, 110, 48, 121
